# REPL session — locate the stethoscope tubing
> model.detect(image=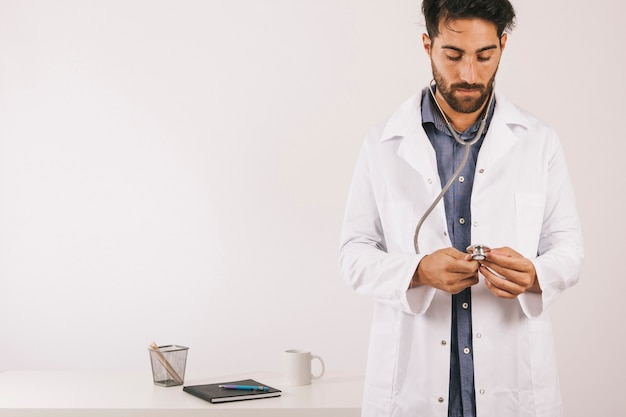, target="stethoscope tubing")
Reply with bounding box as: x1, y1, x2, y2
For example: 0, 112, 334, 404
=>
413, 83, 495, 254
